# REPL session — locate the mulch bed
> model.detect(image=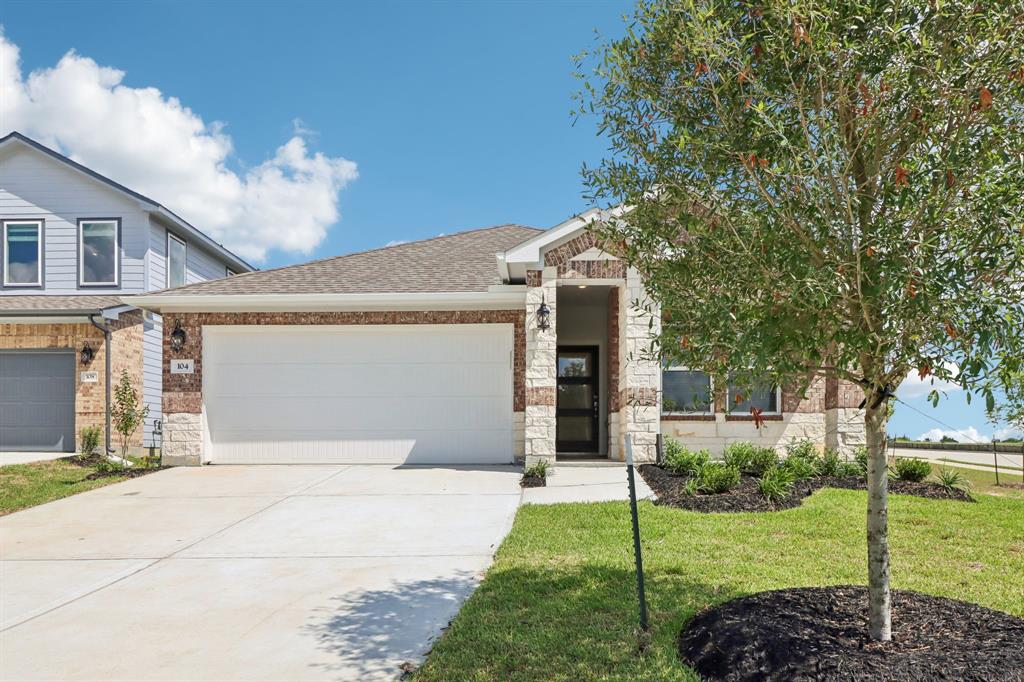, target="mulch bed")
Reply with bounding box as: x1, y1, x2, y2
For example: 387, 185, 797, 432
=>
61, 455, 166, 480
679, 586, 1024, 681
520, 473, 546, 488
638, 465, 971, 514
